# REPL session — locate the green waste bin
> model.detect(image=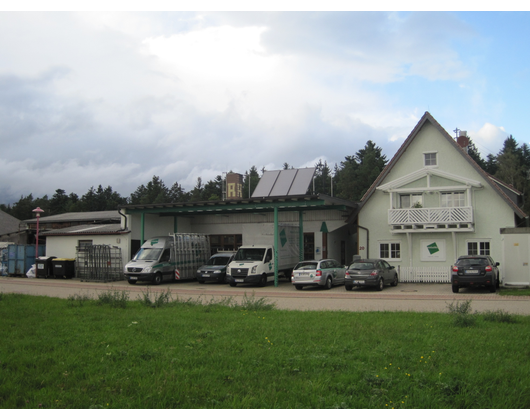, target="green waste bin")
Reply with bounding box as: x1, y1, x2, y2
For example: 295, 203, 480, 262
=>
52, 258, 76, 279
